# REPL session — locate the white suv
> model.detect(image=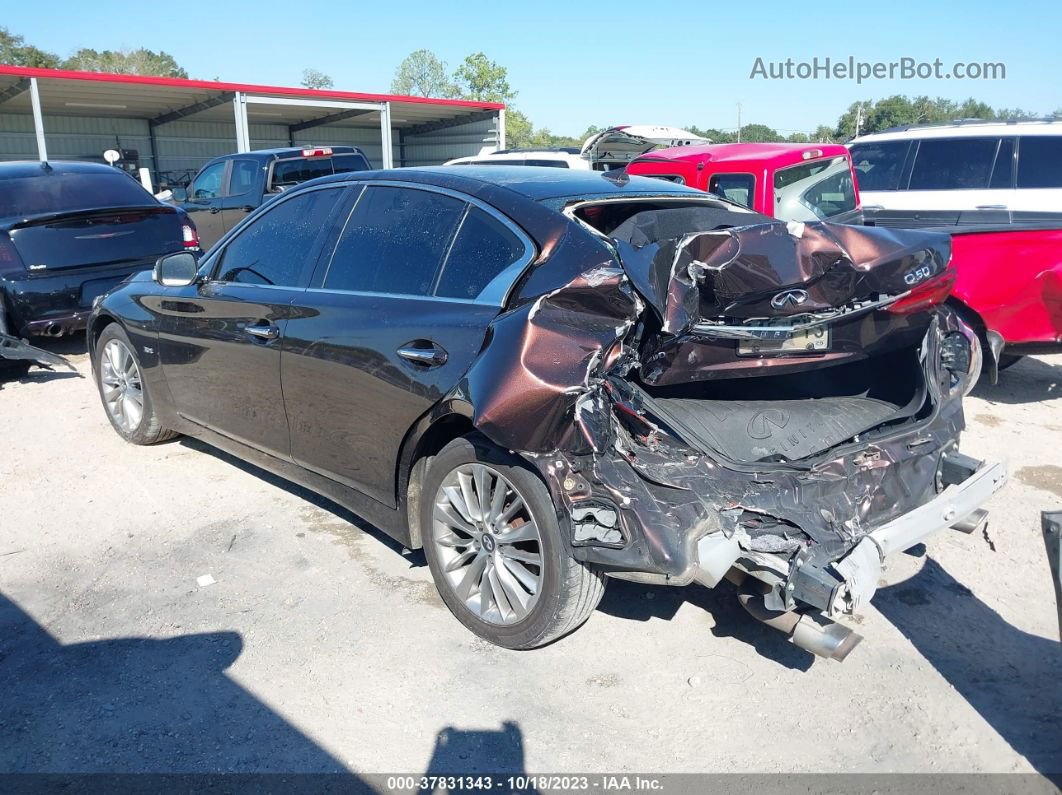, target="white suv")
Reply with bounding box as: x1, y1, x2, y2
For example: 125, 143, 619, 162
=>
849, 120, 1062, 215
